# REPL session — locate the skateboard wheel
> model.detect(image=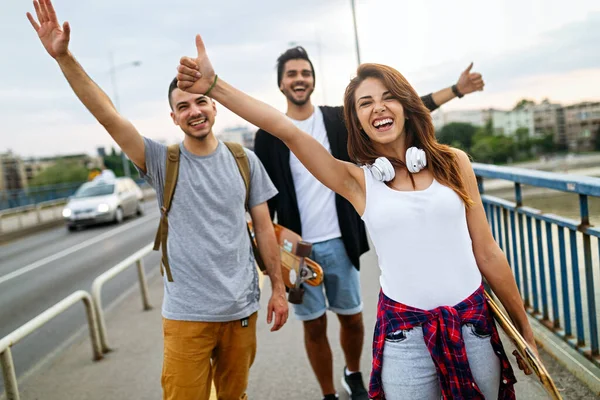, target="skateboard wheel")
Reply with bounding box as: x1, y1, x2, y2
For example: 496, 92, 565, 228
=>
288, 286, 305, 304
295, 241, 312, 258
